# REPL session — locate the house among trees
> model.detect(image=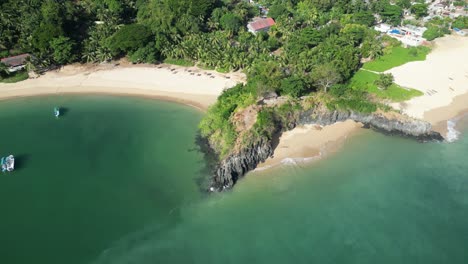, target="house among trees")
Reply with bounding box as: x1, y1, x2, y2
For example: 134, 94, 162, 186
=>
0, 53, 31, 73
247, 17, 275, 35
